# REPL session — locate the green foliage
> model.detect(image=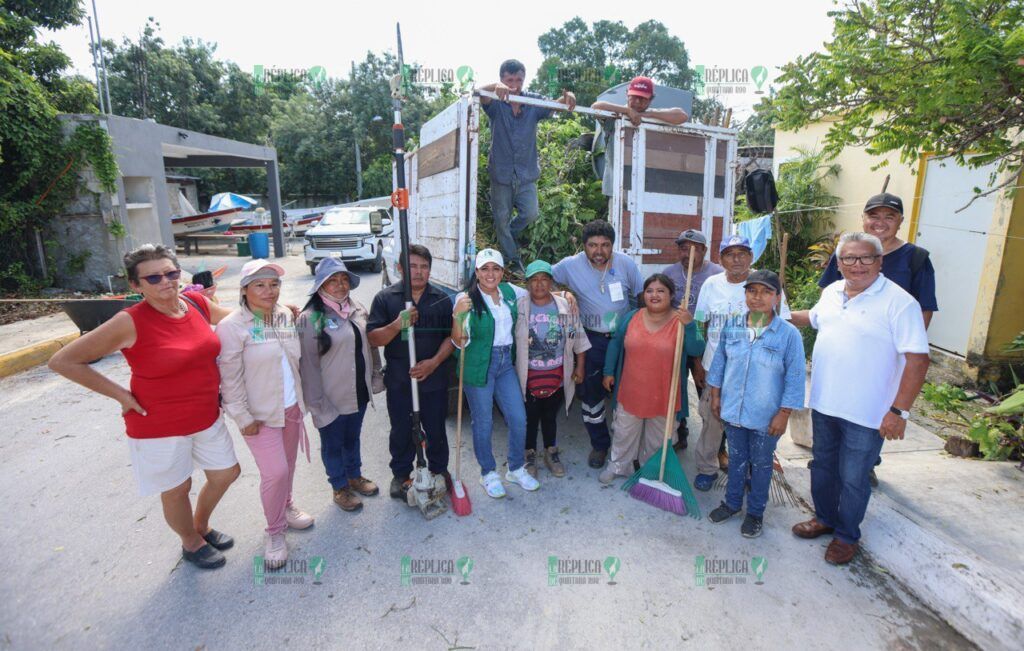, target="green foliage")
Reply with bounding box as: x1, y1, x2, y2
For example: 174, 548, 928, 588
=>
107, 220, 127, 238
774, 0, 1024, 199
737, 94, 775, 147
0, 1, 113, 291
475, 113, 607, 265
1006, 330, 1024, 353
529, 18, 694, 106
921, 382, 1023, 460
67, 123, 119, 192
